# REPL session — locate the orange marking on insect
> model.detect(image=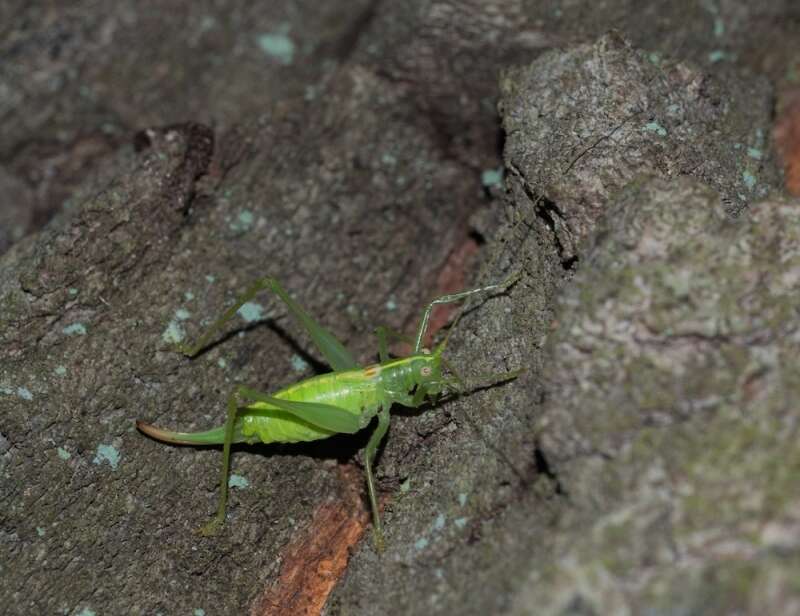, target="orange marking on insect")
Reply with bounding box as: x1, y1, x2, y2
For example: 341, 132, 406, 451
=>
363, 365, 382, 379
